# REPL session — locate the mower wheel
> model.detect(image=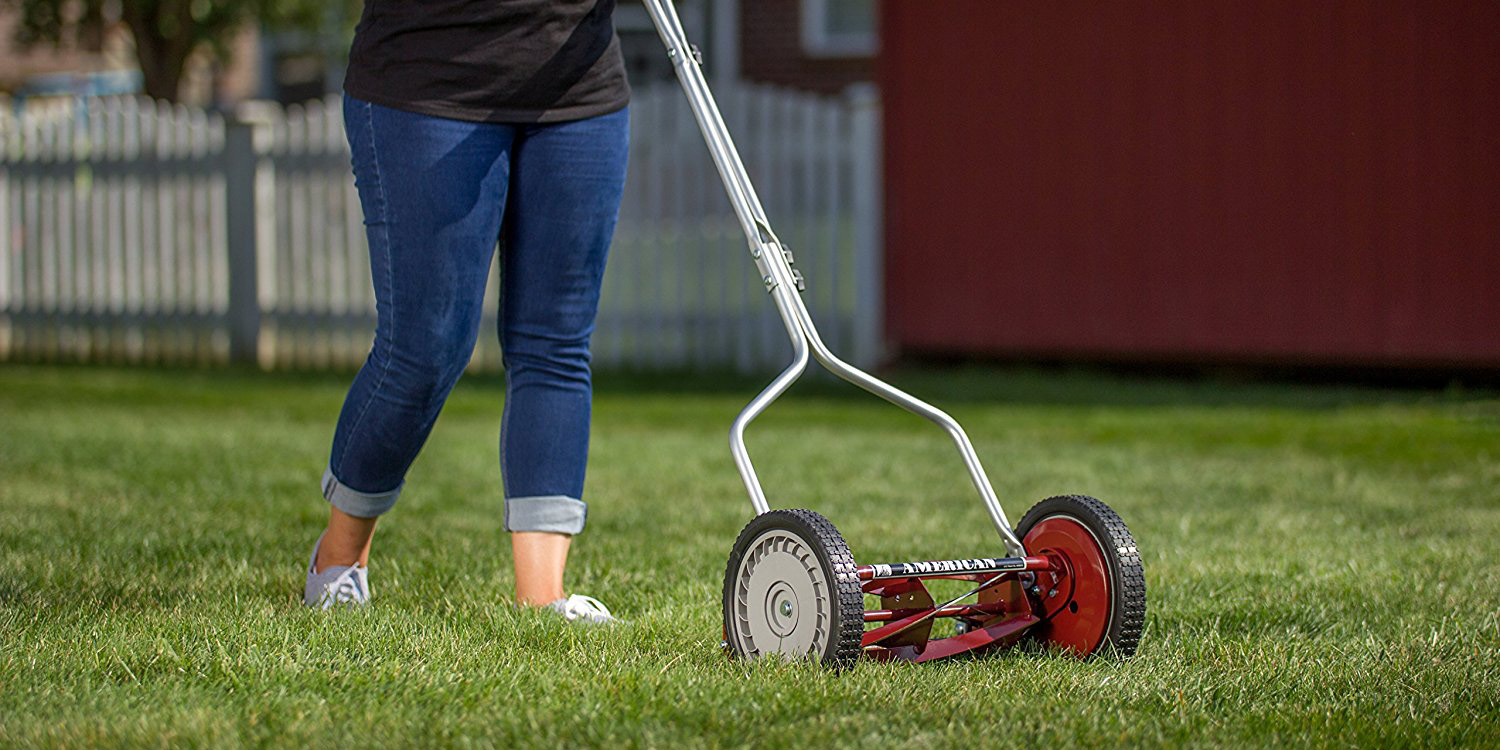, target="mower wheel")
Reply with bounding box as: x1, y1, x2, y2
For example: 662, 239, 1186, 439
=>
722, 509, 863, 666
1016, 495, 1146, 658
